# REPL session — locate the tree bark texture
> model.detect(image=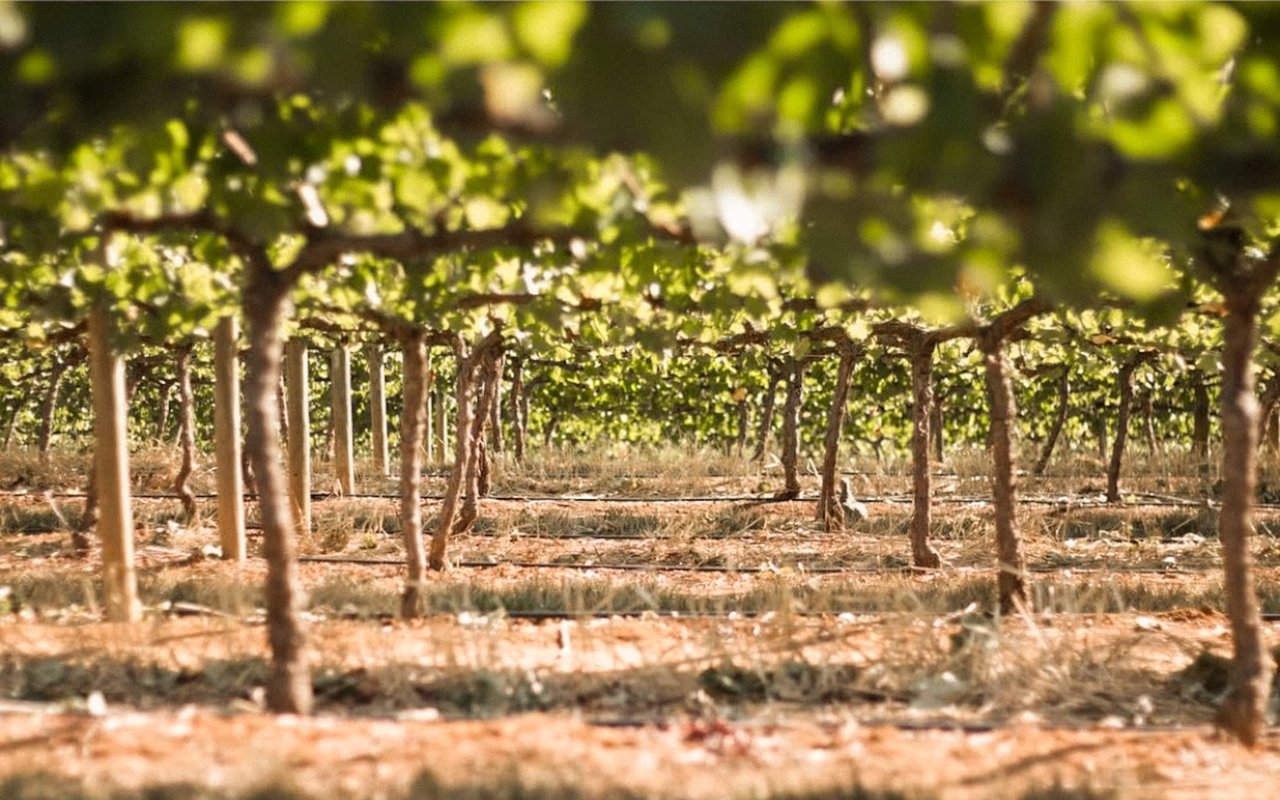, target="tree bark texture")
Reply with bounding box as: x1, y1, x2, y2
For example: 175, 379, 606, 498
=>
908, 339, 943, 568
398, 332, 429, 617
817, 346, 857, 531
779, 360, 805, 499
245, 273, 312, 715
88, 306, 139, 622
173, 345, 198, 523
1214, 289, 1274, 746
980, 333, 1028, 614
1033, 367, 1070, 476
213, 316, 246, 561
